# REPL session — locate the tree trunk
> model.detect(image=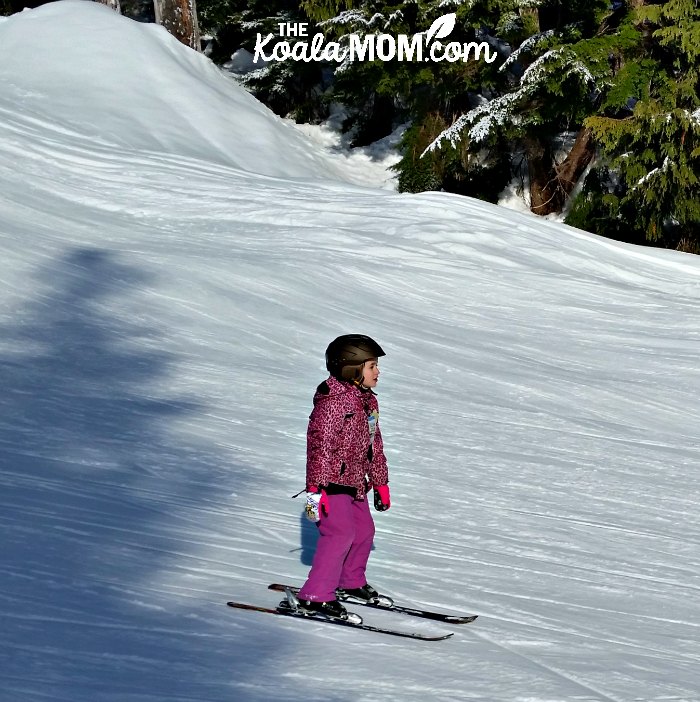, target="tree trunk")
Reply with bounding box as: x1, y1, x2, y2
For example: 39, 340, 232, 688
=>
96, 0, 121, 13
154, 0, 200, 51
524, 136, 557, 215
525, 128, 595, 216
555, 127, 595, 192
